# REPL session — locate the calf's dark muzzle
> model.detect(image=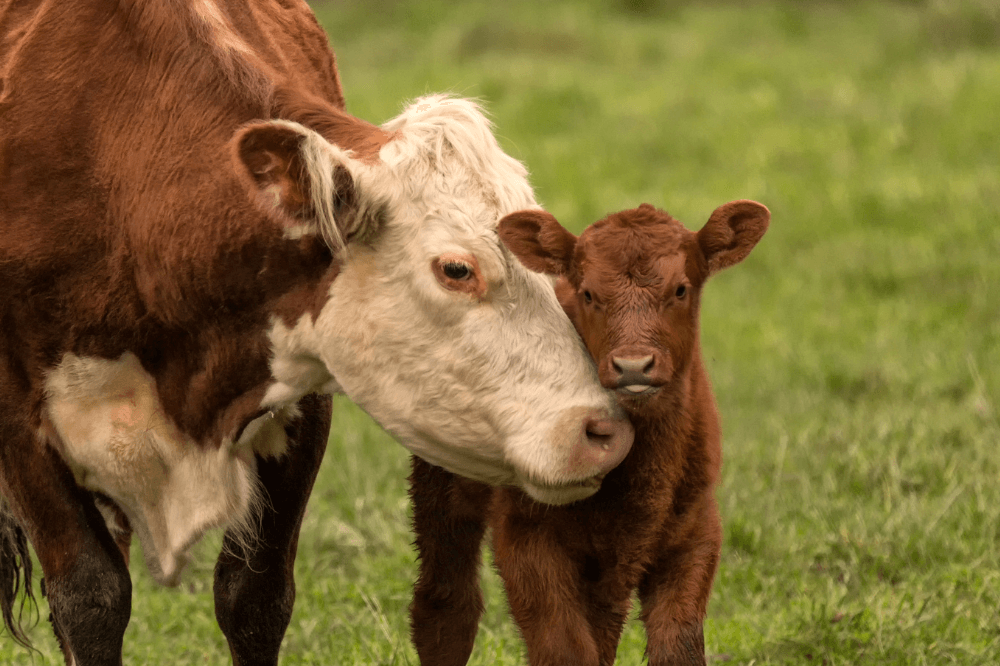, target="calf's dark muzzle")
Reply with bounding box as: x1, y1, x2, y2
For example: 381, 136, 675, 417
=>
599, 347, 670, 397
